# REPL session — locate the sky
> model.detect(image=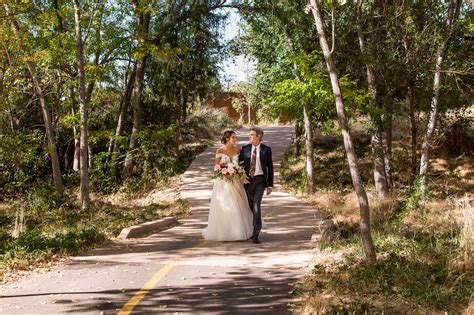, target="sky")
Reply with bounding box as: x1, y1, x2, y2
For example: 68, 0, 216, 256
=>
218, 9, 255, 86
